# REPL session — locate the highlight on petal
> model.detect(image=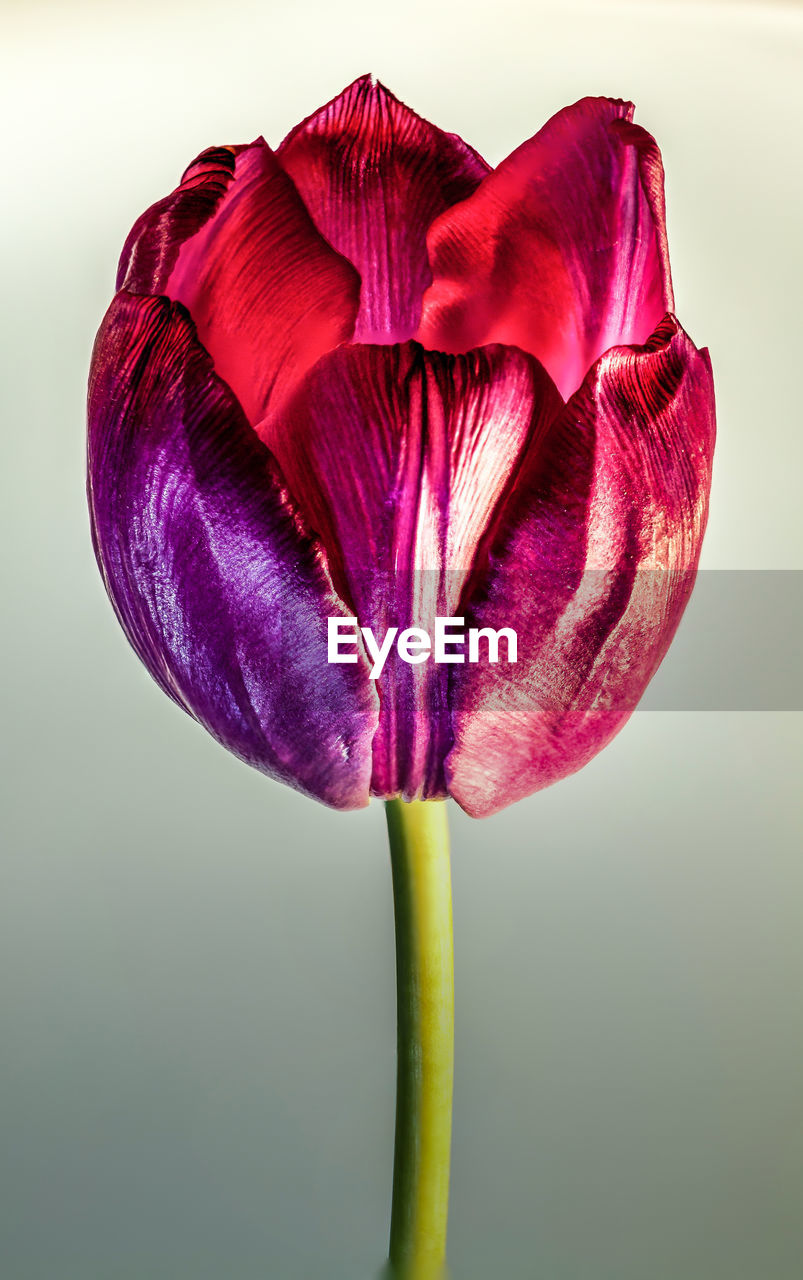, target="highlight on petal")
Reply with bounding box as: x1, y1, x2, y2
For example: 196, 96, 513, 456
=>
445, 315, 716, 818
278, 74, 489, 344
87, 291, 378, 809
418, 97, 674, 400
261, 341, 563, 800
